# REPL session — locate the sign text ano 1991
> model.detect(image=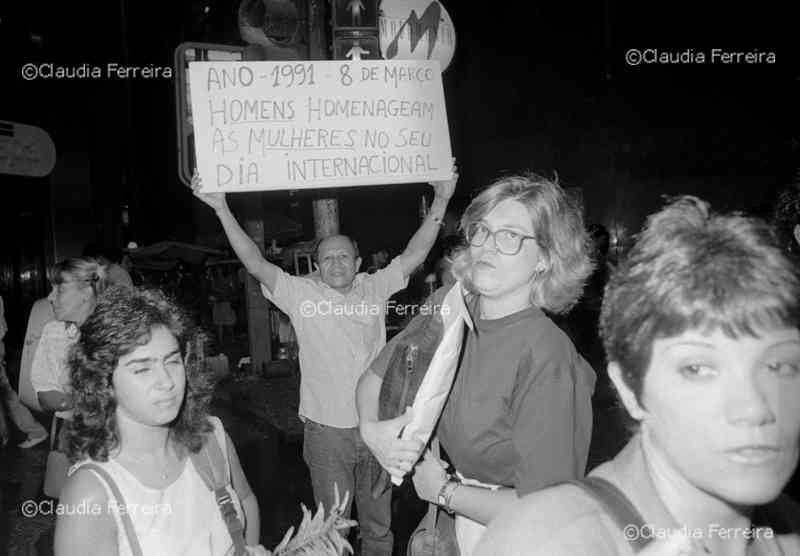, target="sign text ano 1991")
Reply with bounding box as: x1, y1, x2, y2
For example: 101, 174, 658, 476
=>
189, 59, 452, 193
